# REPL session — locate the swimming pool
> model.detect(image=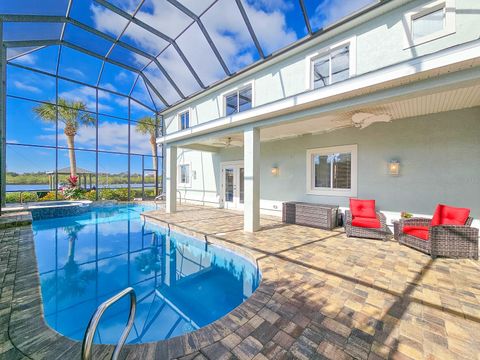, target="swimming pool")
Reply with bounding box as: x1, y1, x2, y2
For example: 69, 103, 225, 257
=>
33, 203, 260, 344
